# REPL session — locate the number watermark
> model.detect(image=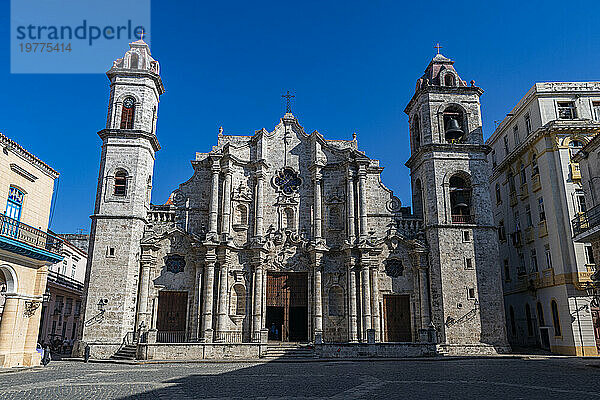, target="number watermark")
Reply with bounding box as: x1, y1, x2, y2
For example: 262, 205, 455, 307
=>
11, 0, 151, 73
